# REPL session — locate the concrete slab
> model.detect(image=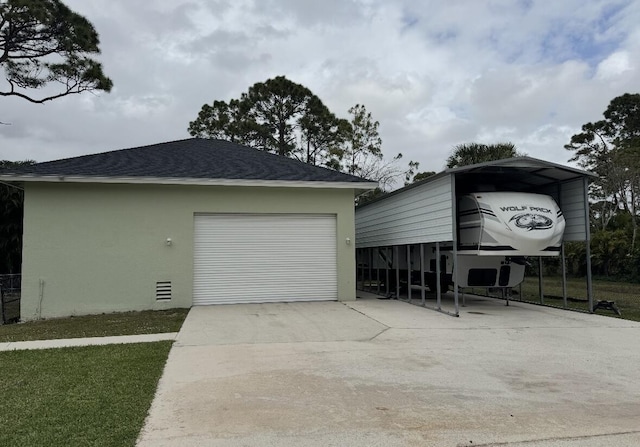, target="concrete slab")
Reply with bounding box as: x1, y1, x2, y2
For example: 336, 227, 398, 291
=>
137, 298, 640, 447
176, 301, 387, 346
352, 291, 637, 330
